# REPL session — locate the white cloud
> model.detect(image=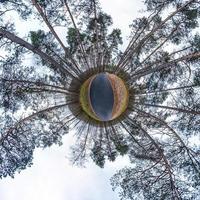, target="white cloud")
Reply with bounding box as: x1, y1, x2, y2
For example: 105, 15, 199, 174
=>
101, 0, 144, 47
0, 134, 130, 200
